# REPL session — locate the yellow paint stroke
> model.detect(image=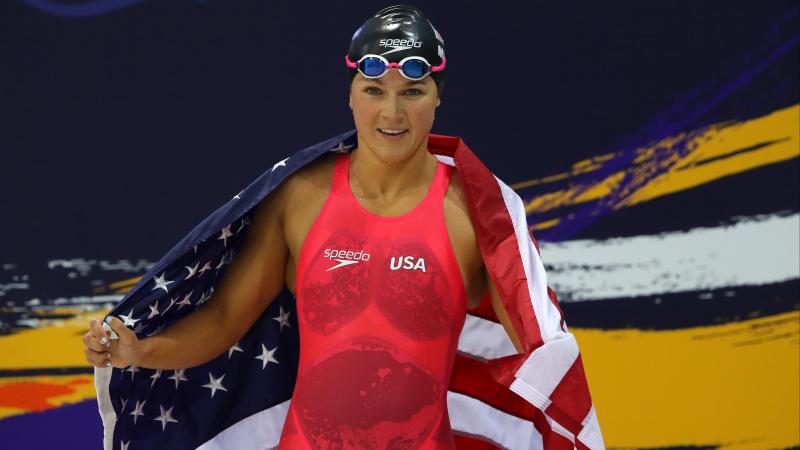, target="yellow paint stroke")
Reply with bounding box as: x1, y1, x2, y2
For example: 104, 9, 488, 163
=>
512, 153, 616, 190
0, 310, 107, 370
109, 276, 141, 290
532, 217, 561, 230
521, 104, 800, 222
575, 310, 800, 450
